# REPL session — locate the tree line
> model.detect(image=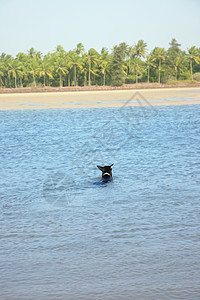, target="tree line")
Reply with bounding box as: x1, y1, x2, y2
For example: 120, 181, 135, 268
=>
0, 39, 200, 88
